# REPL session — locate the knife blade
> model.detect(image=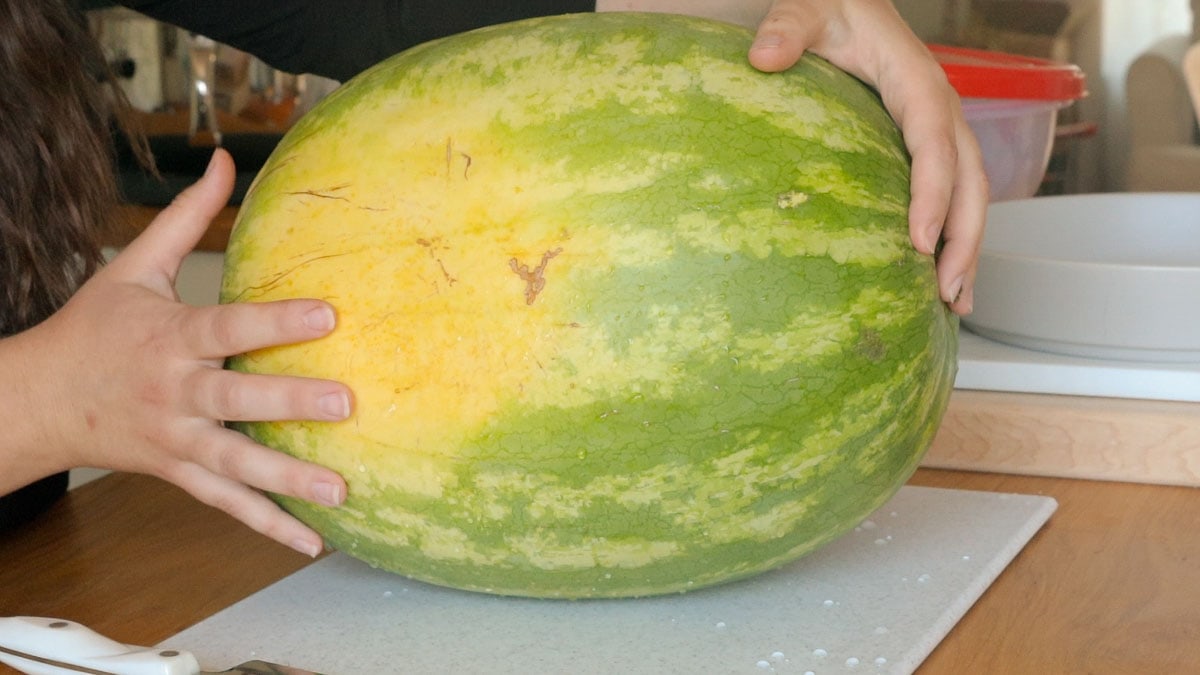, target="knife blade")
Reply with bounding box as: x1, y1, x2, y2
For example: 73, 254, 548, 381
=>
0, 617, 320, 675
